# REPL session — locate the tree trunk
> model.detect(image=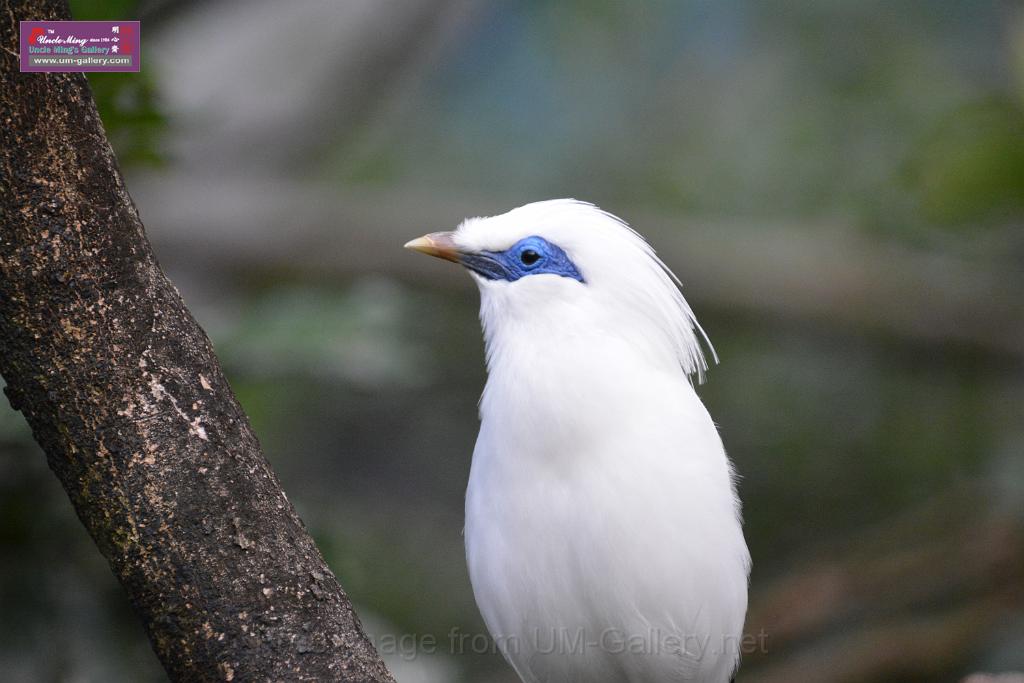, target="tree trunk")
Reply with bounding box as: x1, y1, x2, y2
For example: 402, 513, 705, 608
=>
0, 2, 395, 681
